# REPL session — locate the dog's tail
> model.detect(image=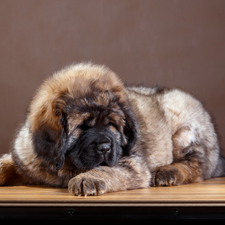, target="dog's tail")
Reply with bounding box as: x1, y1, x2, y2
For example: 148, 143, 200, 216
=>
0, 153, 25, 186
212, 154, 225, 178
